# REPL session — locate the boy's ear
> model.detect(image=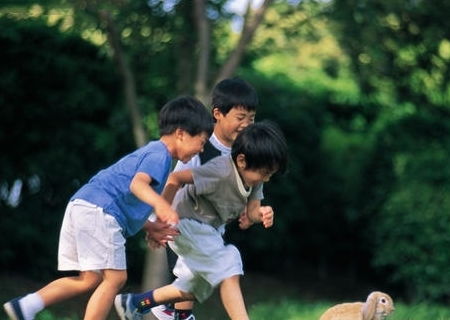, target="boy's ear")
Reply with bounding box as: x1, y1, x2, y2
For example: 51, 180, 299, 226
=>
212, 107, 223, 120
175, 128, 185, 140
236, 154, 246, 169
